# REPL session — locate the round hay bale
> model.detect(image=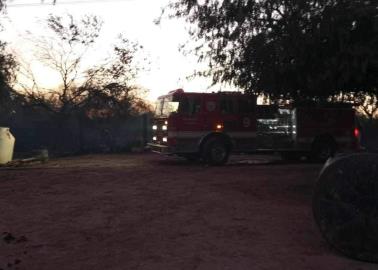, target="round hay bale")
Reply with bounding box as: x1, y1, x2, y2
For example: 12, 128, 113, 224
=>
313, 153, 378, 263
